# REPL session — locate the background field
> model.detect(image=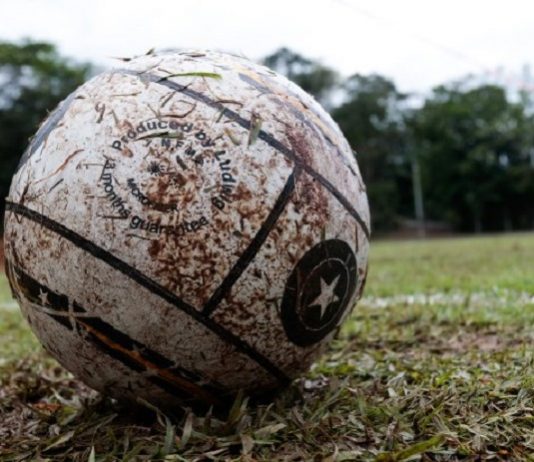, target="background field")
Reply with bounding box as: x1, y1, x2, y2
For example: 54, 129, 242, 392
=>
2, 234, 534, 461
